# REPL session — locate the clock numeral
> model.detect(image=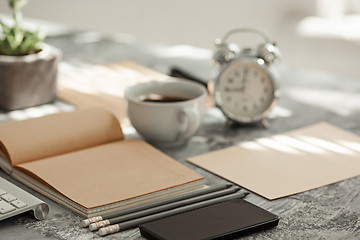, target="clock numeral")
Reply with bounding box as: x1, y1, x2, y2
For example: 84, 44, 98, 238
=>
243, 105, 248, 112
243, 67, 248, 75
